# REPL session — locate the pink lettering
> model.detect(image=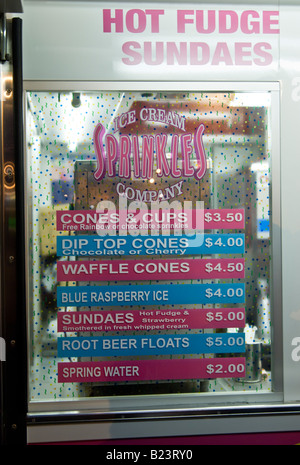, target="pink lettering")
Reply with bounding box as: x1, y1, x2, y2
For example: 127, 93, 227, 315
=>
253, 42, 273, 66
119, 136, 131, 179
142, 136, 155, 178
177, 10, 194, 33
190, 42, 210, 65
263, 11, 280, 34
235, 42, 252, 65
181, 134, 194, 177
175, 9, 279, 35
171, 135, 181, 178
93, 124, 207, 181
145, 9, 165, 33
219, 11, 238, 34
103, 9, 165, 34
103, 9, 123, 33
93, 123, 106, 180
166, 42, 188, 66
155, 134, 170, 177
195, 10, 215, 33
194, 124, 207, 181
106, 134, 119, 177
122, 42, 142, 66
144, 41, 164, 66
132, 135, 140, 178
126, 9, 147, 33
212, 42, 233, 65
240, 10, 260, 34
